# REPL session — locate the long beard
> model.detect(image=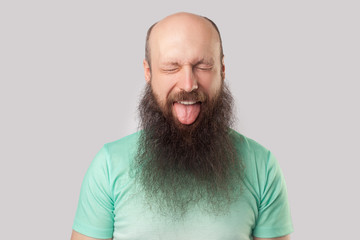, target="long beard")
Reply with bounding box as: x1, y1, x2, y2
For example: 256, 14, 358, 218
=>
134, 82, 243, 218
